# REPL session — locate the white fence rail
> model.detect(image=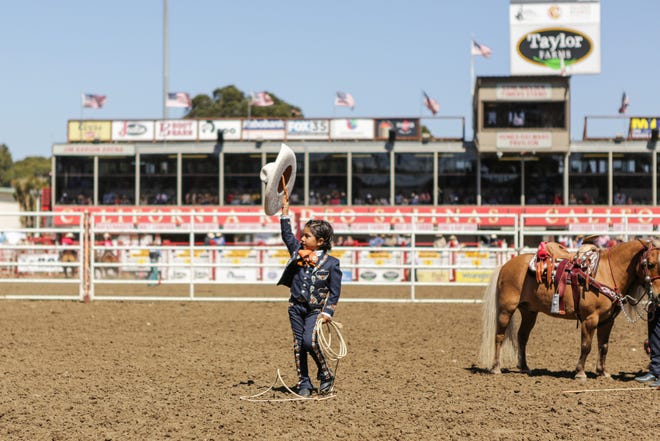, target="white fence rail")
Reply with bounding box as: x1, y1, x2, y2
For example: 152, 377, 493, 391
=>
0, 210, 657, 302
